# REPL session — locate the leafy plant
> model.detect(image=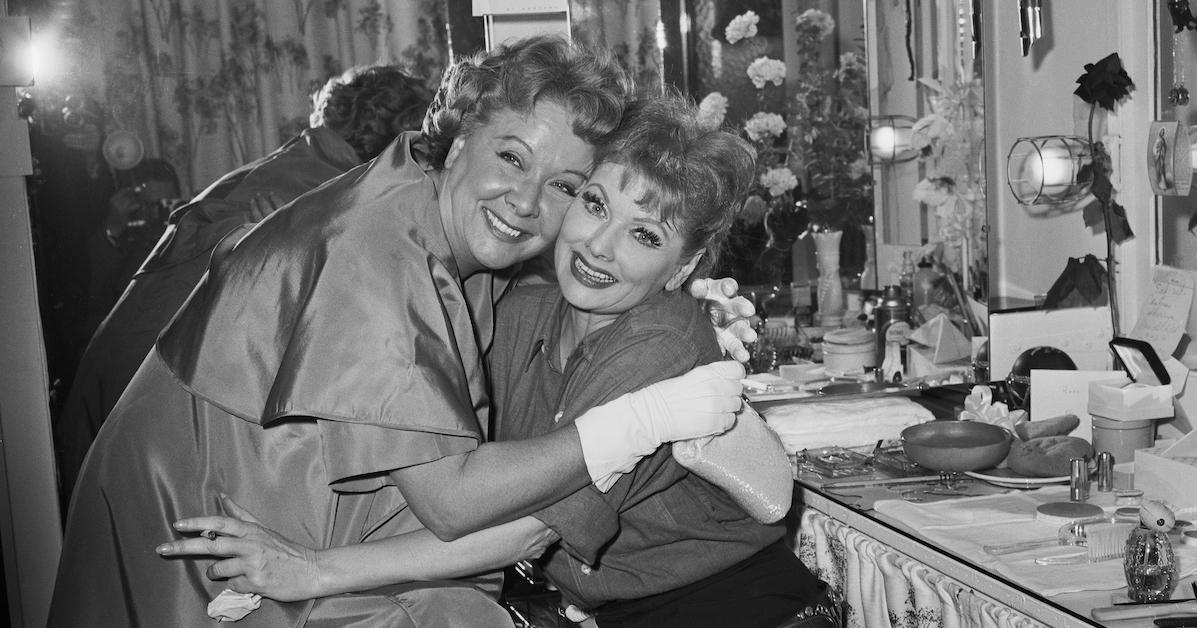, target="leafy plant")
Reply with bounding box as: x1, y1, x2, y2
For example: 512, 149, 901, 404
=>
701, 9, 872, 235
